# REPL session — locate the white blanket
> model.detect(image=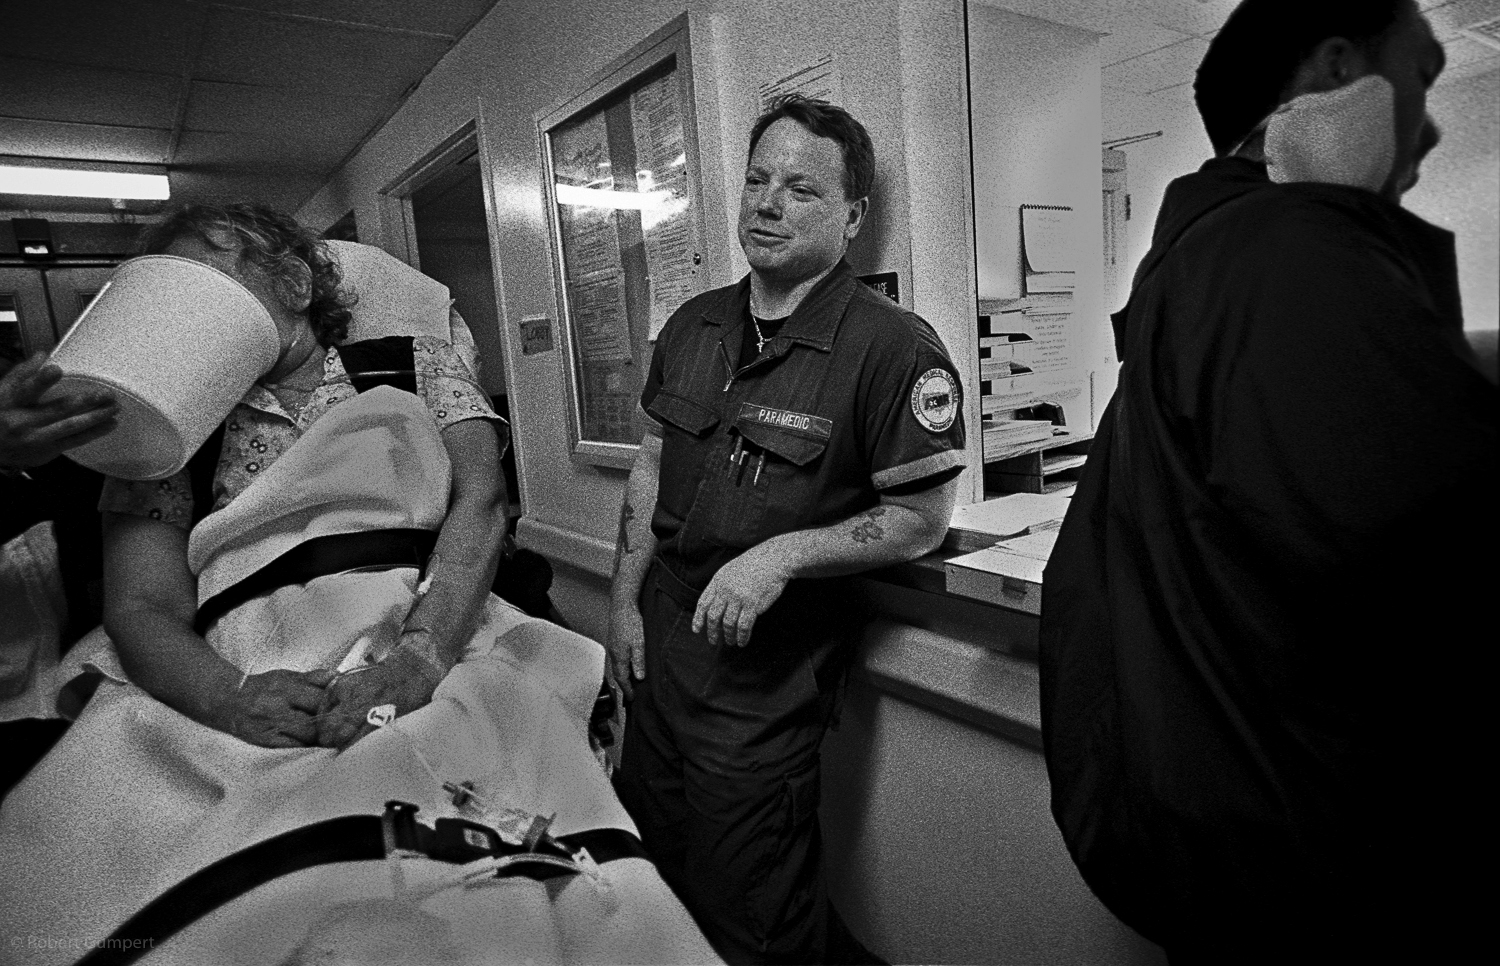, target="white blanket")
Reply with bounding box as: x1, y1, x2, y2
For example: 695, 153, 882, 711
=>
0, 389, 717, 965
